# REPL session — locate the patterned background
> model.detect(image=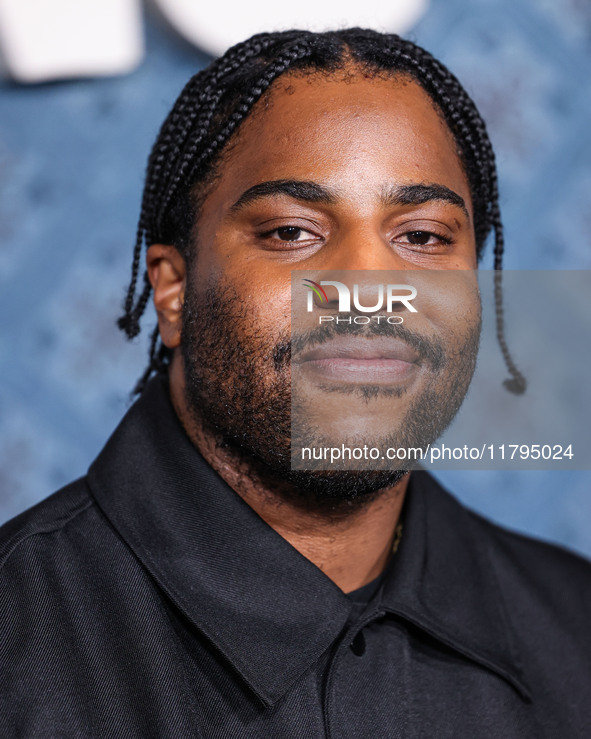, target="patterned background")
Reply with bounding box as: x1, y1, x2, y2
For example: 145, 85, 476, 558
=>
1, 0, 590, 556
